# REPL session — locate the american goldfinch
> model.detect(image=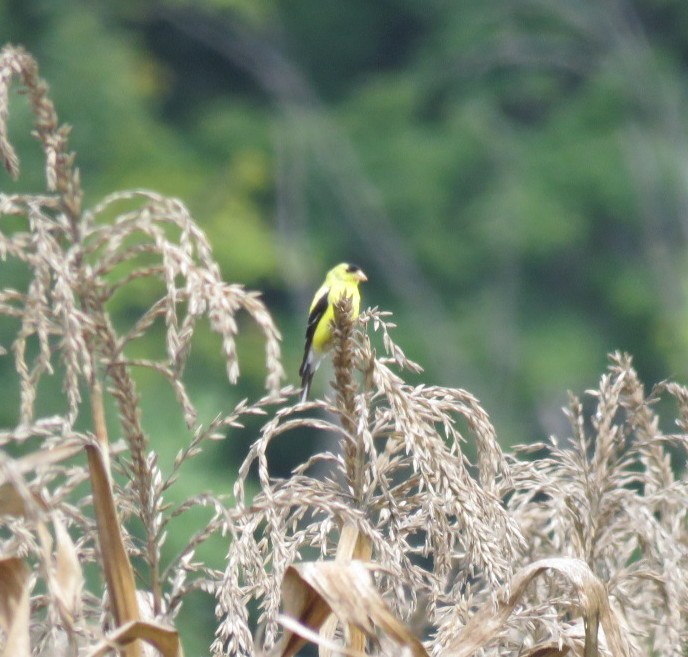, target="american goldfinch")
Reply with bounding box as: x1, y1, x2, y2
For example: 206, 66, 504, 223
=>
299, 263, 367, 402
